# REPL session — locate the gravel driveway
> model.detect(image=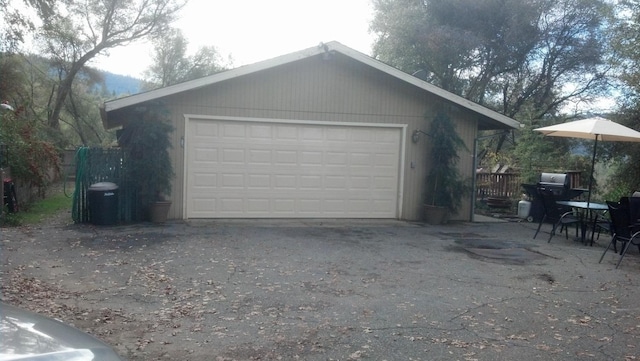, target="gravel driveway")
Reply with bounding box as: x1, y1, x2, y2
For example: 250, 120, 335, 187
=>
2, 211, 640, 360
